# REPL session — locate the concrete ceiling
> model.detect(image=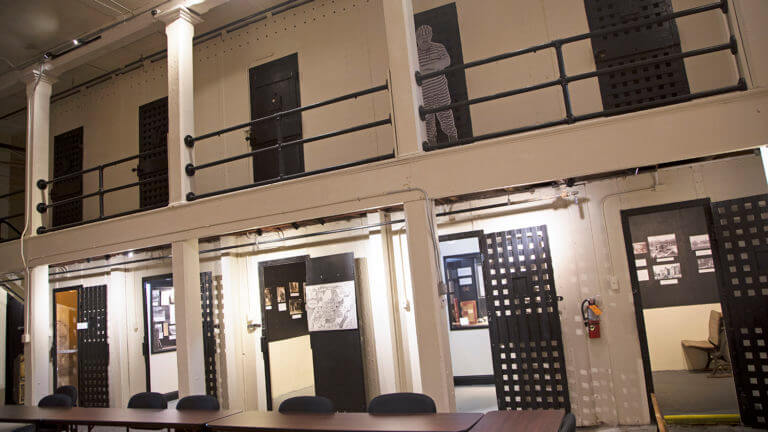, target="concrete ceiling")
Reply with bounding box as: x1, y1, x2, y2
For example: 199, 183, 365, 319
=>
0, 0, 289, 136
